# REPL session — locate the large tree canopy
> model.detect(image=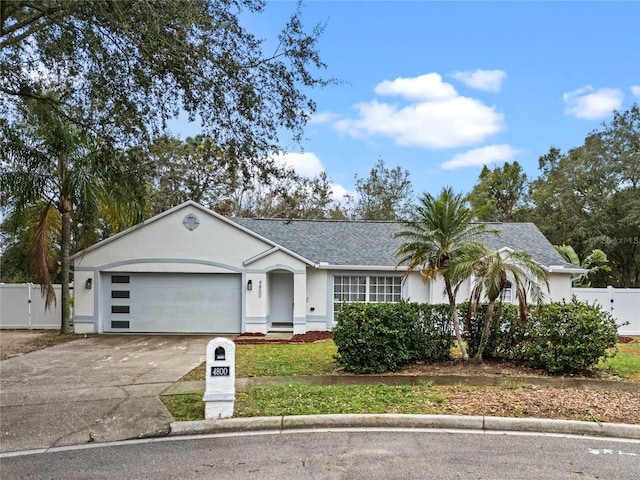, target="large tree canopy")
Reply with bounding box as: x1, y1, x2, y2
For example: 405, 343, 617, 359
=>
352, 159, 413, 220
529, 104, 640, 287
467, 161, 528, 222
1, 0, 331, 157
